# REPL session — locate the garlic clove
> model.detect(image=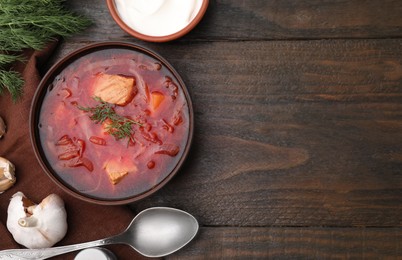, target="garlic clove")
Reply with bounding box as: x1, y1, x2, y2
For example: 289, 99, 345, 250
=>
0, 116, 6, 138
7, 192, 68, 249
0, 157, 16, 194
